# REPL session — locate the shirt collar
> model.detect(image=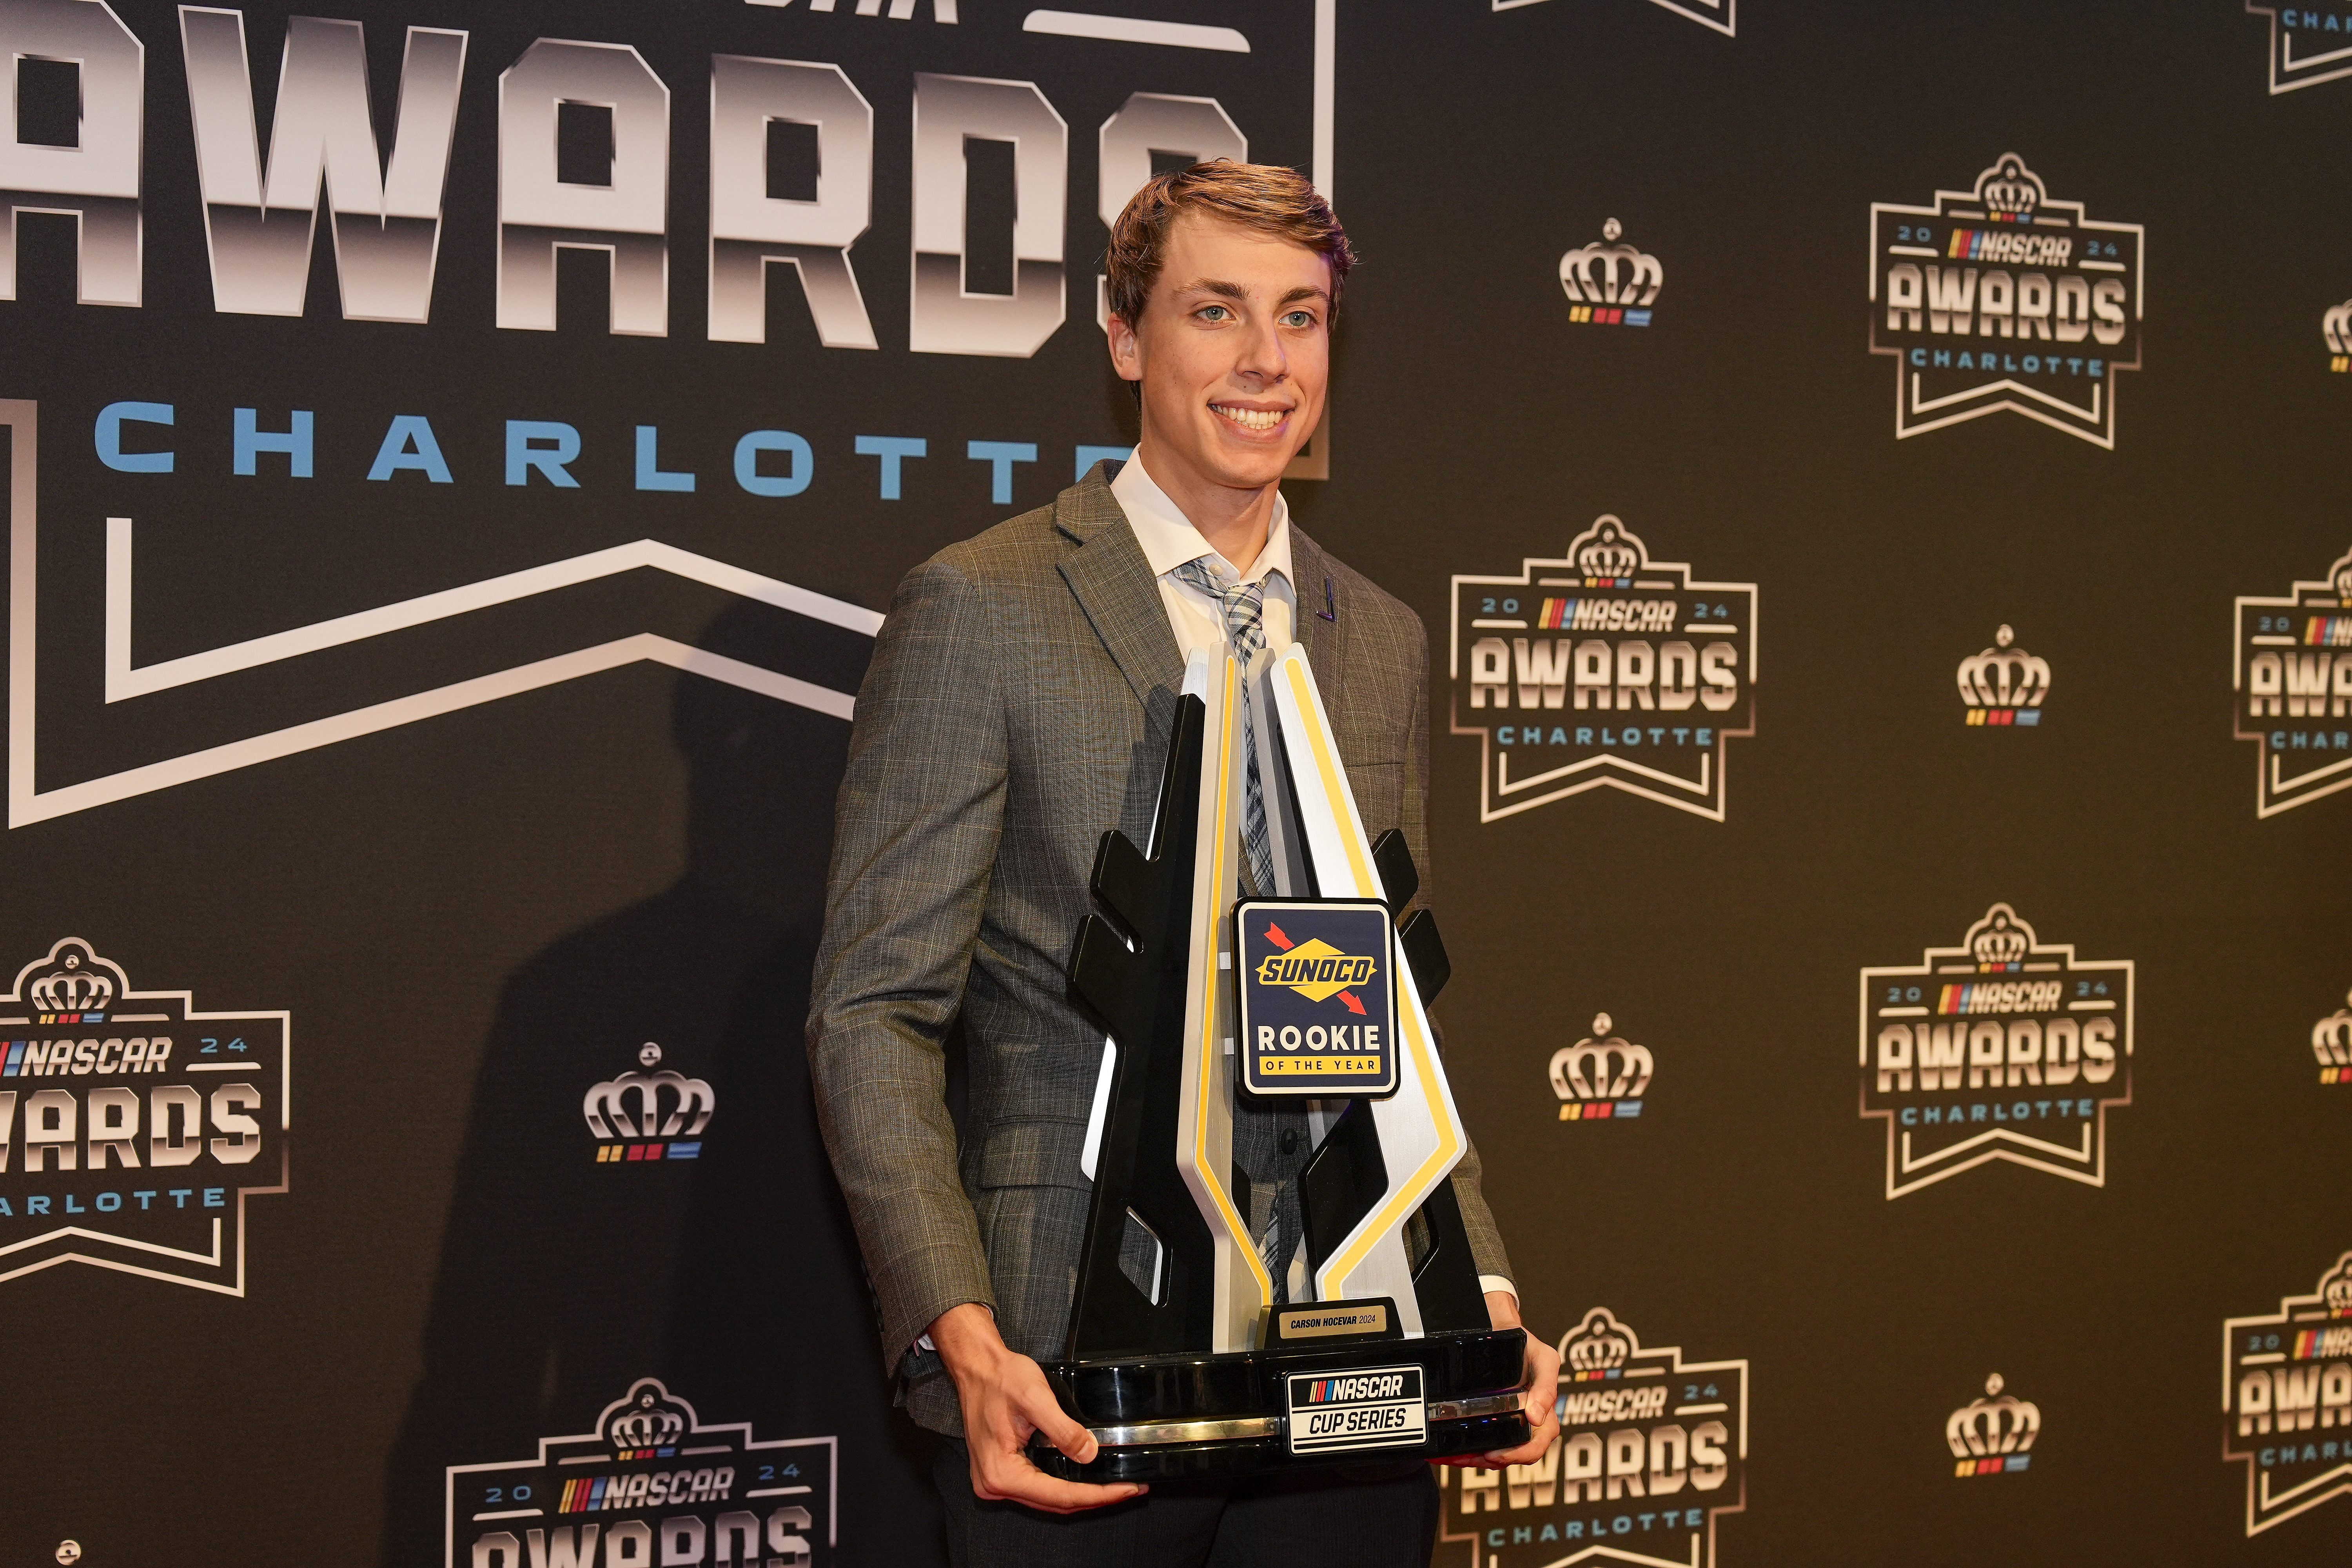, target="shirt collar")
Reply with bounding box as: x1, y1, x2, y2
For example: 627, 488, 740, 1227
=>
1112, 452, 1294, 591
